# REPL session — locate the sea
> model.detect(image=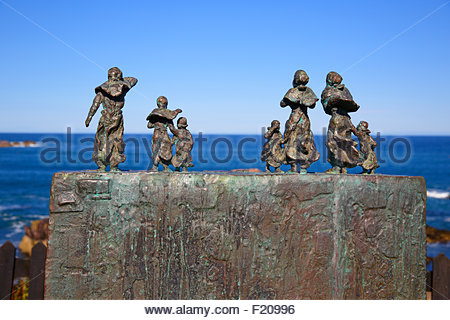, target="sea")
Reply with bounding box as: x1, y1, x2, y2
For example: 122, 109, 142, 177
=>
0, 133, 449, 259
